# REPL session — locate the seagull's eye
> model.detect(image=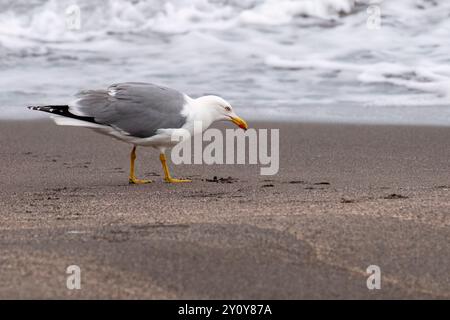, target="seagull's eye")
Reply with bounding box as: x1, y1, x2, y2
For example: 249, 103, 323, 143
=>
224, 106, 231, 112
